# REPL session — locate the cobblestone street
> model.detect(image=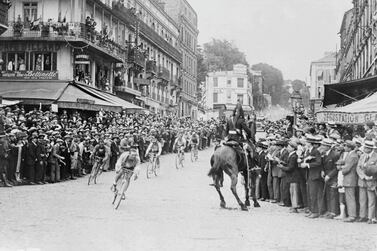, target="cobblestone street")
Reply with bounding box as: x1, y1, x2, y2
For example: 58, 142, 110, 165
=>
1, 147, 376, 251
